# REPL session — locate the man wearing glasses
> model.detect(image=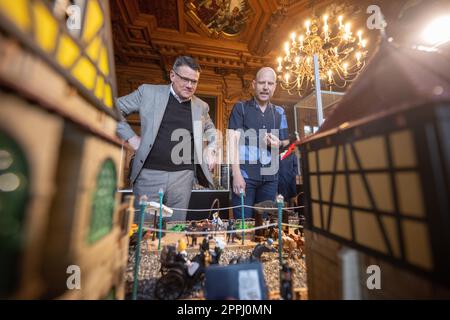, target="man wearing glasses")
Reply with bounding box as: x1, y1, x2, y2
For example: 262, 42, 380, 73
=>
116, 56, 217, 222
